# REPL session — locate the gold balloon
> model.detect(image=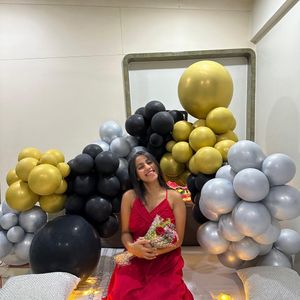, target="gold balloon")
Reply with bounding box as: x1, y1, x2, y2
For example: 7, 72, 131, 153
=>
6, 169, 19, 186
57, 162, 71, 178
28, 164, 62, 196
178, 60, 233, 119
179, 169, 191, 184
214, 139, 236, 161
18, 147, 42, 161
189, 126, 216, 151
172, 121, 193, 141
6, 180, 39, 211
187, 155, 200, 175
166, 140, 176, 152
15, 157, 38, 182
206, 107, 236, 134
193, 119, 206, 128
44, 149, 65, 163
55, 179, 68, 194
194, 146, 223, 174
216, 130, 238, 142
160, 153, 185, 178
39, 194, 66, 213
172, 141, 193, 163
39, 153, 58, 166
